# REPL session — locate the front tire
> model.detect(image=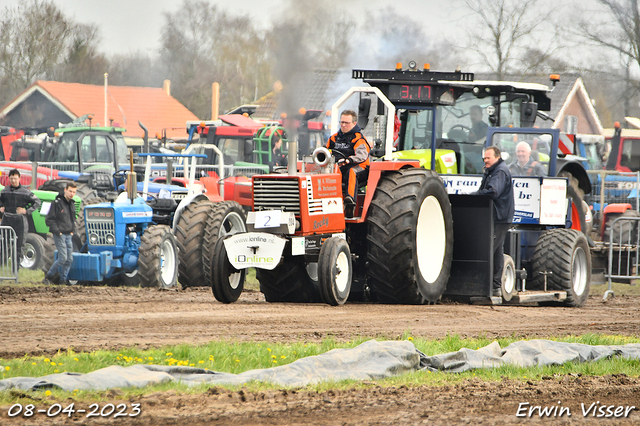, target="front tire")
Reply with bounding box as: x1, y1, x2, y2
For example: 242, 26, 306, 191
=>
210, 237, 245, 303
138, 225, 179, 289
21, 233, 46, 270
501, 254, 516, 302
366, 168, 454, 304
317, 237, 352, 305
531, 229, 591, 307
202, 201, 246, 286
